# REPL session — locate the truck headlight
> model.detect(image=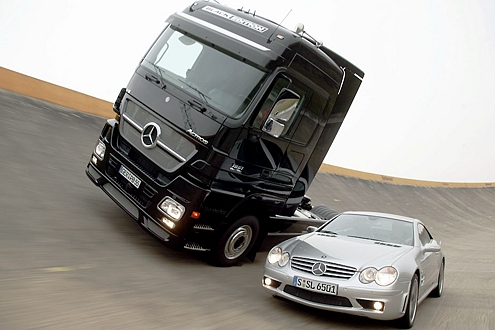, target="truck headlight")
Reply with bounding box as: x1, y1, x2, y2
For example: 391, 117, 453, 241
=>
158, 197, 185, 221
94, 140, 106, 160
